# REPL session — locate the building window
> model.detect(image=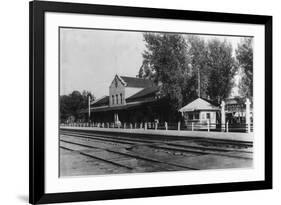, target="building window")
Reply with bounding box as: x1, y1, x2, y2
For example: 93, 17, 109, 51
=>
201, 113, 205, 120
206, 113, 210, 119
194, 113, 199, 120
112, 95, 114, 105
120, 93, 122, 104
116, 94, 118, 104
188, 112, 199, 121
